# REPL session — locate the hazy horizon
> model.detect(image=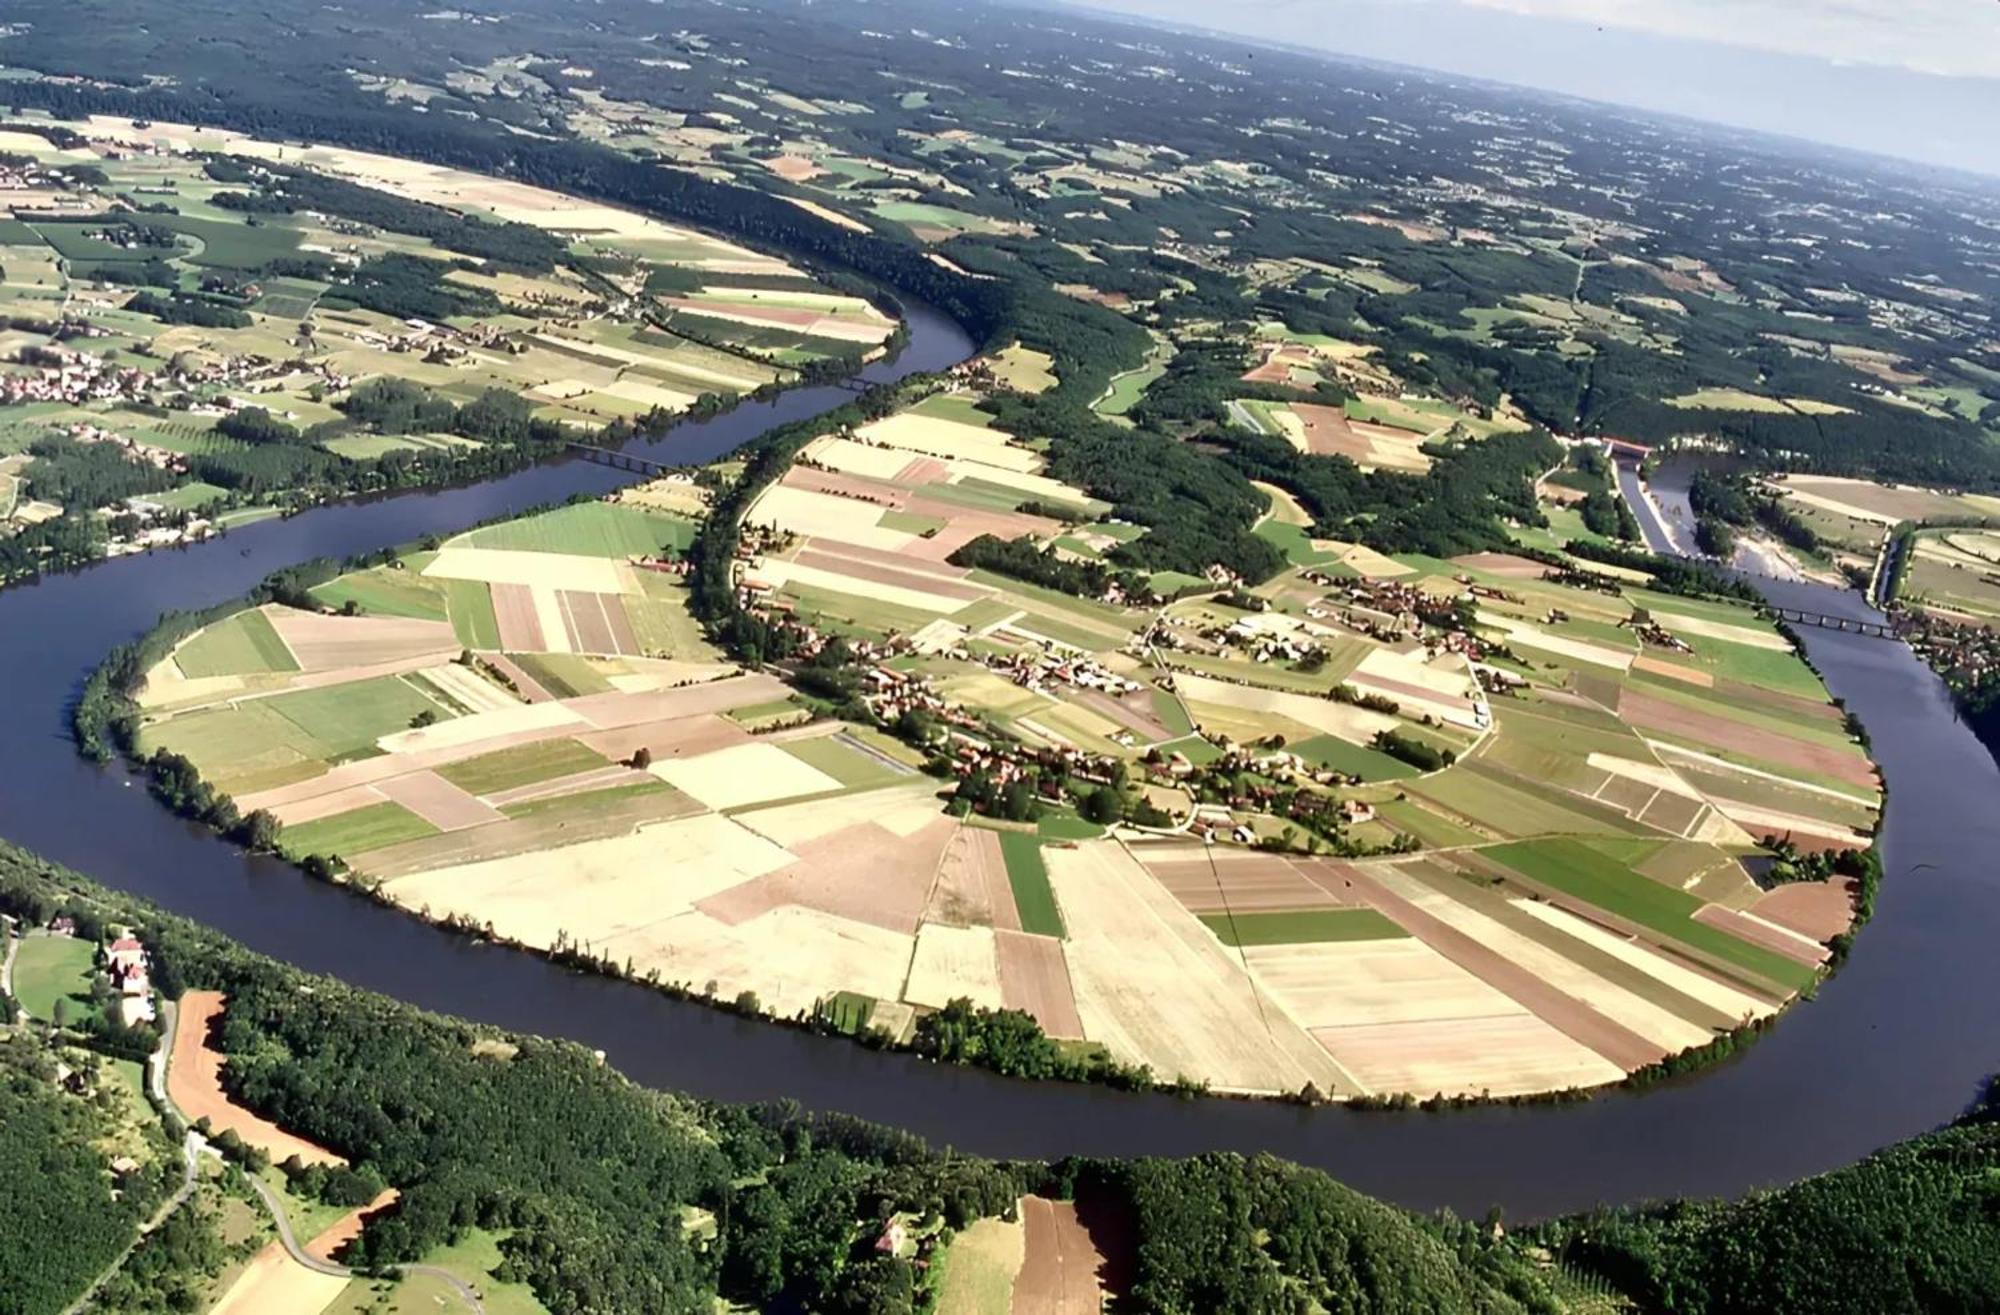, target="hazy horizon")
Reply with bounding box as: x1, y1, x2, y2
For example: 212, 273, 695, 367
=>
1068, 0, 2000, 178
